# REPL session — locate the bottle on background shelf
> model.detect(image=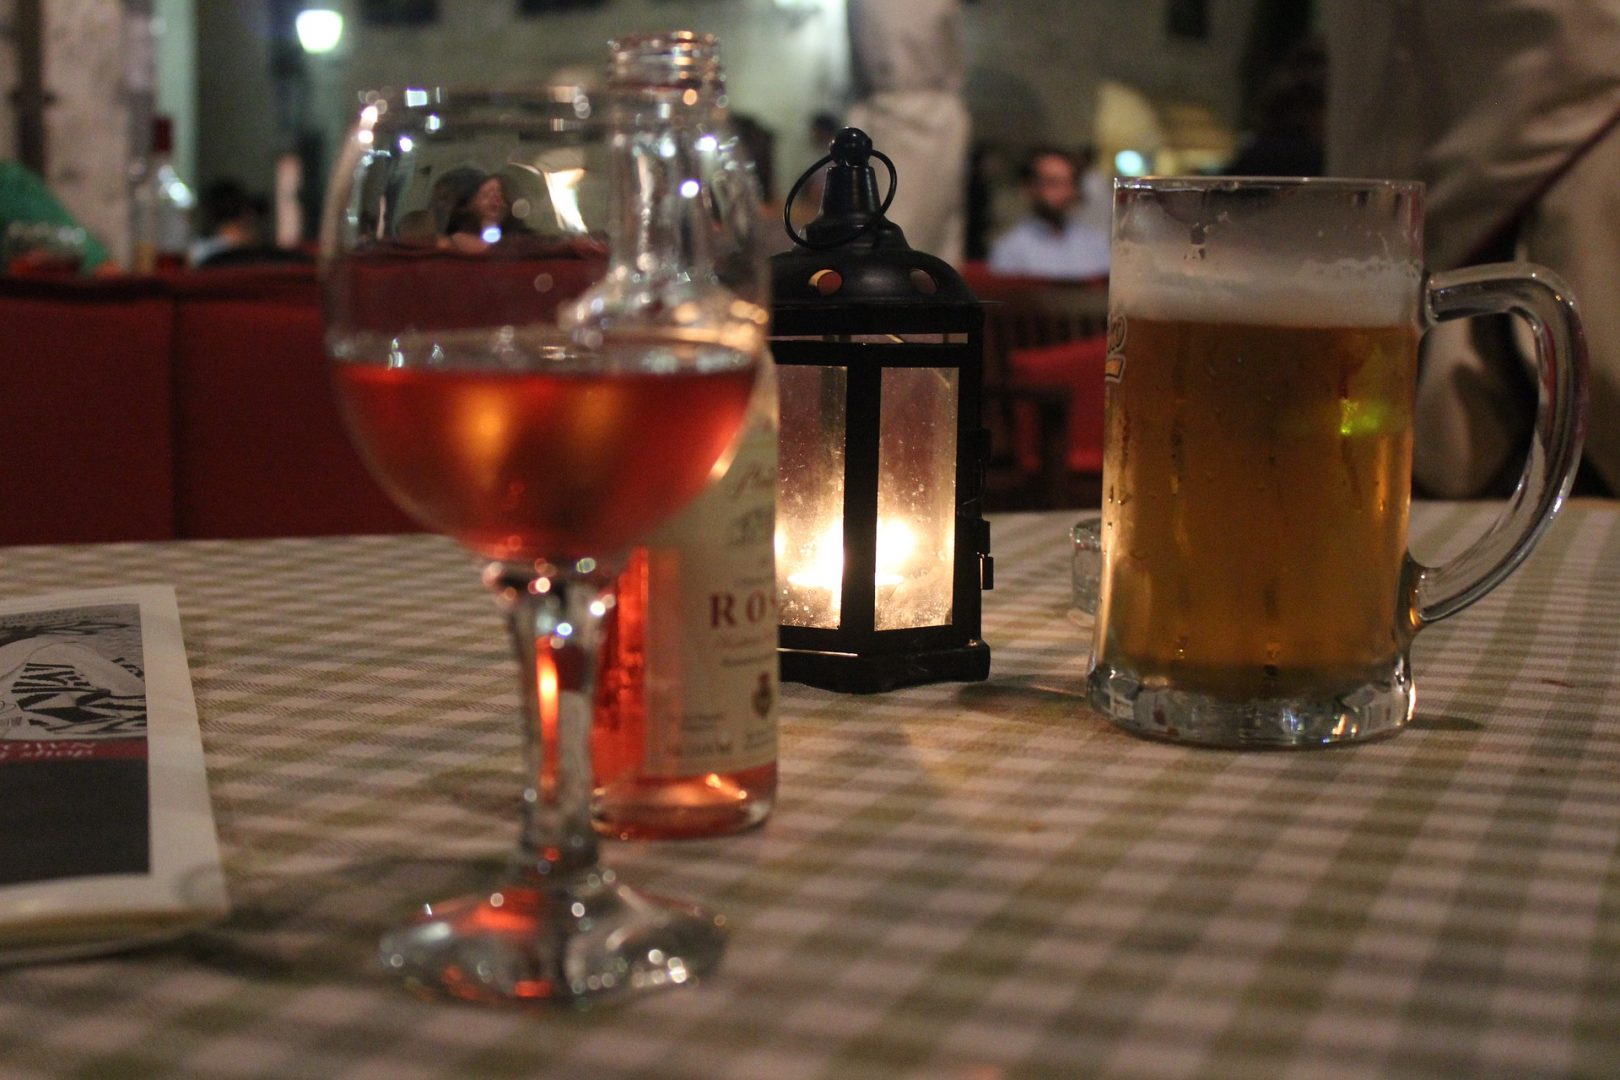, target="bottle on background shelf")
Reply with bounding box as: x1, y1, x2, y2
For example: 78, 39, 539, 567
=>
130, 116, 193, 273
